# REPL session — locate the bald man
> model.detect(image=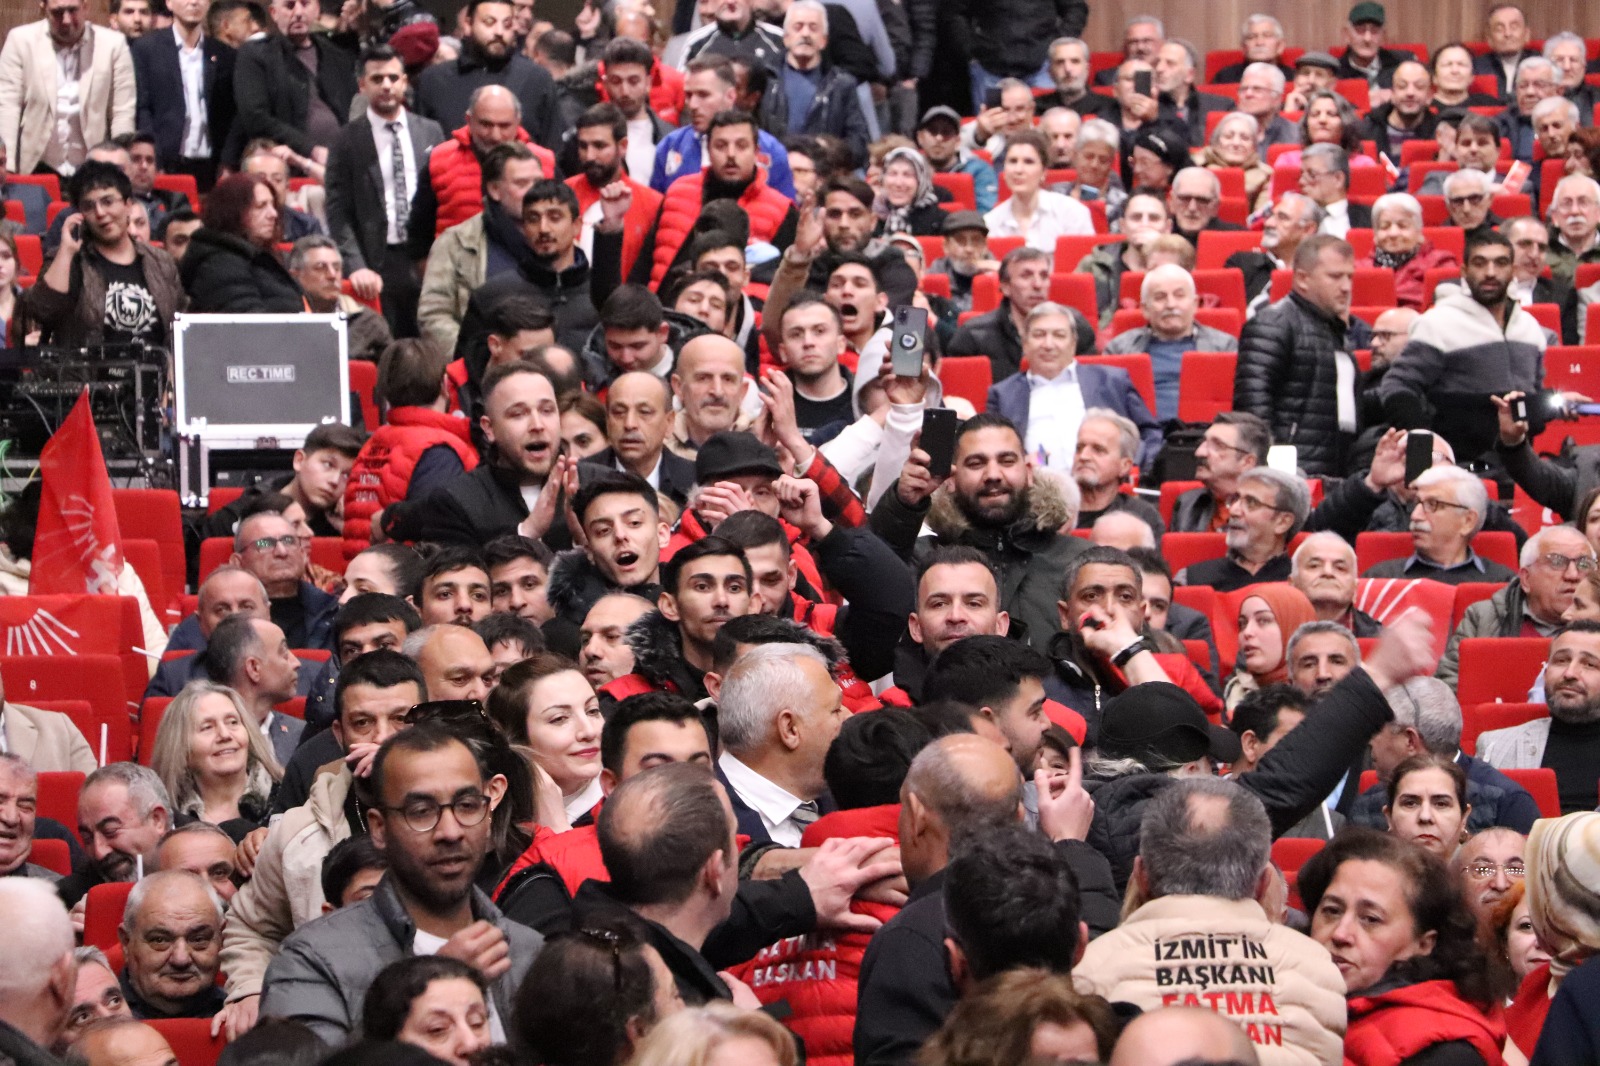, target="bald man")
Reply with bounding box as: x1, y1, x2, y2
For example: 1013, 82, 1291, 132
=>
668, 334, 760, 458
855, 734, 1119, 1066
1109, 1007, 1260, 1066
70, 1019, 178, 1066
412, 624, 497, 703
592, 371, 696, 505
1090, 511, 1157, 551
0, 879, 78, 1058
